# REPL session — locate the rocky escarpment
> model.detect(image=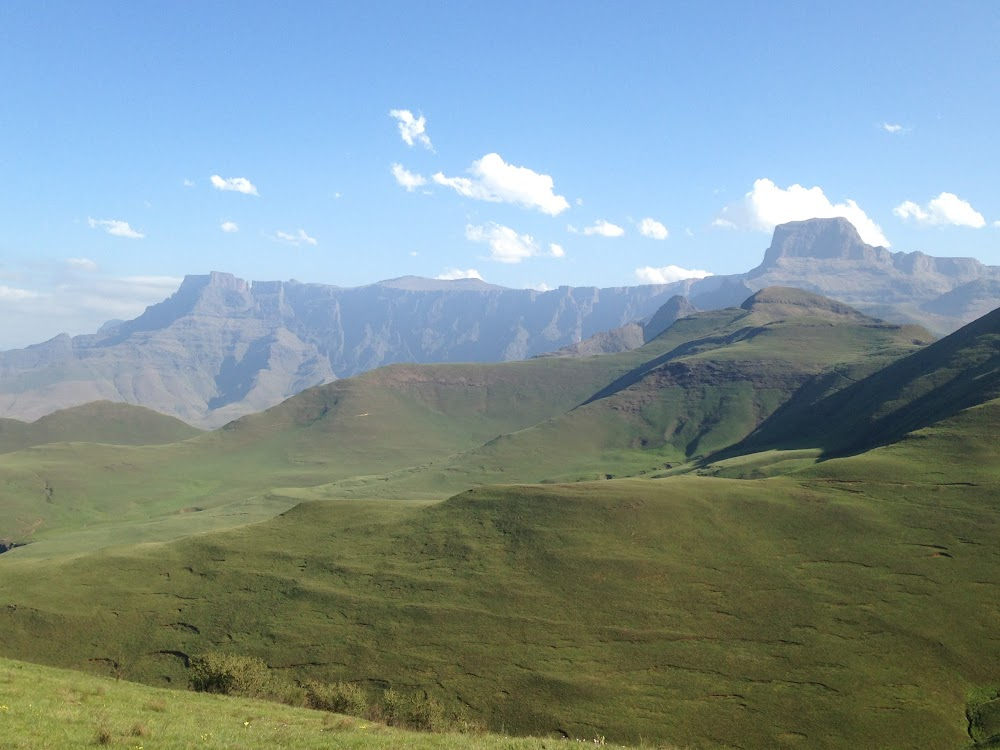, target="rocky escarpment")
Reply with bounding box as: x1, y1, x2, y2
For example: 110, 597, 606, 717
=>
0, 275, 692, 427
